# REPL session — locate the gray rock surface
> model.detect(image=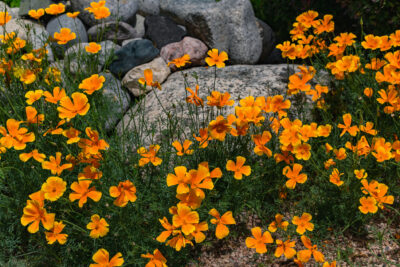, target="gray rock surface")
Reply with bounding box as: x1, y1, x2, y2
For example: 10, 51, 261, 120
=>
70, 0, 138, 27
159, 0, 263, 64
133, 14, 145, 38
161, 36, 208, 71
10, 7, 19, 18
117, 64, 317, 146
19, 0, 53, 17
46, 14, 88, 54
0, 18, 35, 40
121, 57, 170, 96
109, 39, 159, 77
87, 21, 138, 42
99, 72, 131, 130
144, 15, 186, 49
256, 19, 276, 64
0, 2, 15, 17
137, 0, 159, 16
28, 24, 54, 61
